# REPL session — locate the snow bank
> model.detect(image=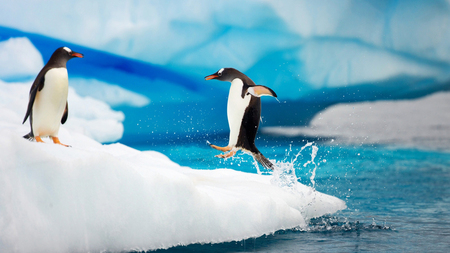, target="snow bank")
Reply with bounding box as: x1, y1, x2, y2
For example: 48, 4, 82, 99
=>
0, 37, 43, 81
262, 91, 450, 150
0, 121, 345, 253
71, 78, 150, 108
